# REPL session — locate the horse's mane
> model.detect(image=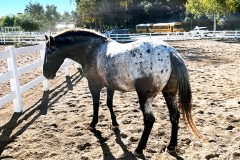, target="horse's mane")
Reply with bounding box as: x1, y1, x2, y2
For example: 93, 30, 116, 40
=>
54, 28, 108, 43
